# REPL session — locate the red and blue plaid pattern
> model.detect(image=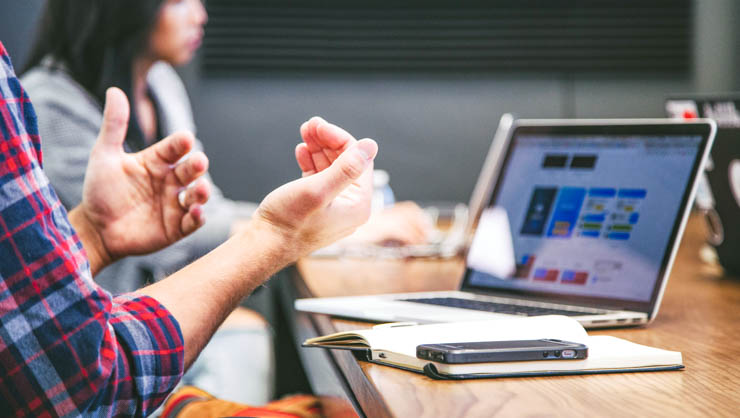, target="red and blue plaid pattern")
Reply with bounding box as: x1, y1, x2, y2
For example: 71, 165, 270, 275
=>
0, 42, 184, 416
